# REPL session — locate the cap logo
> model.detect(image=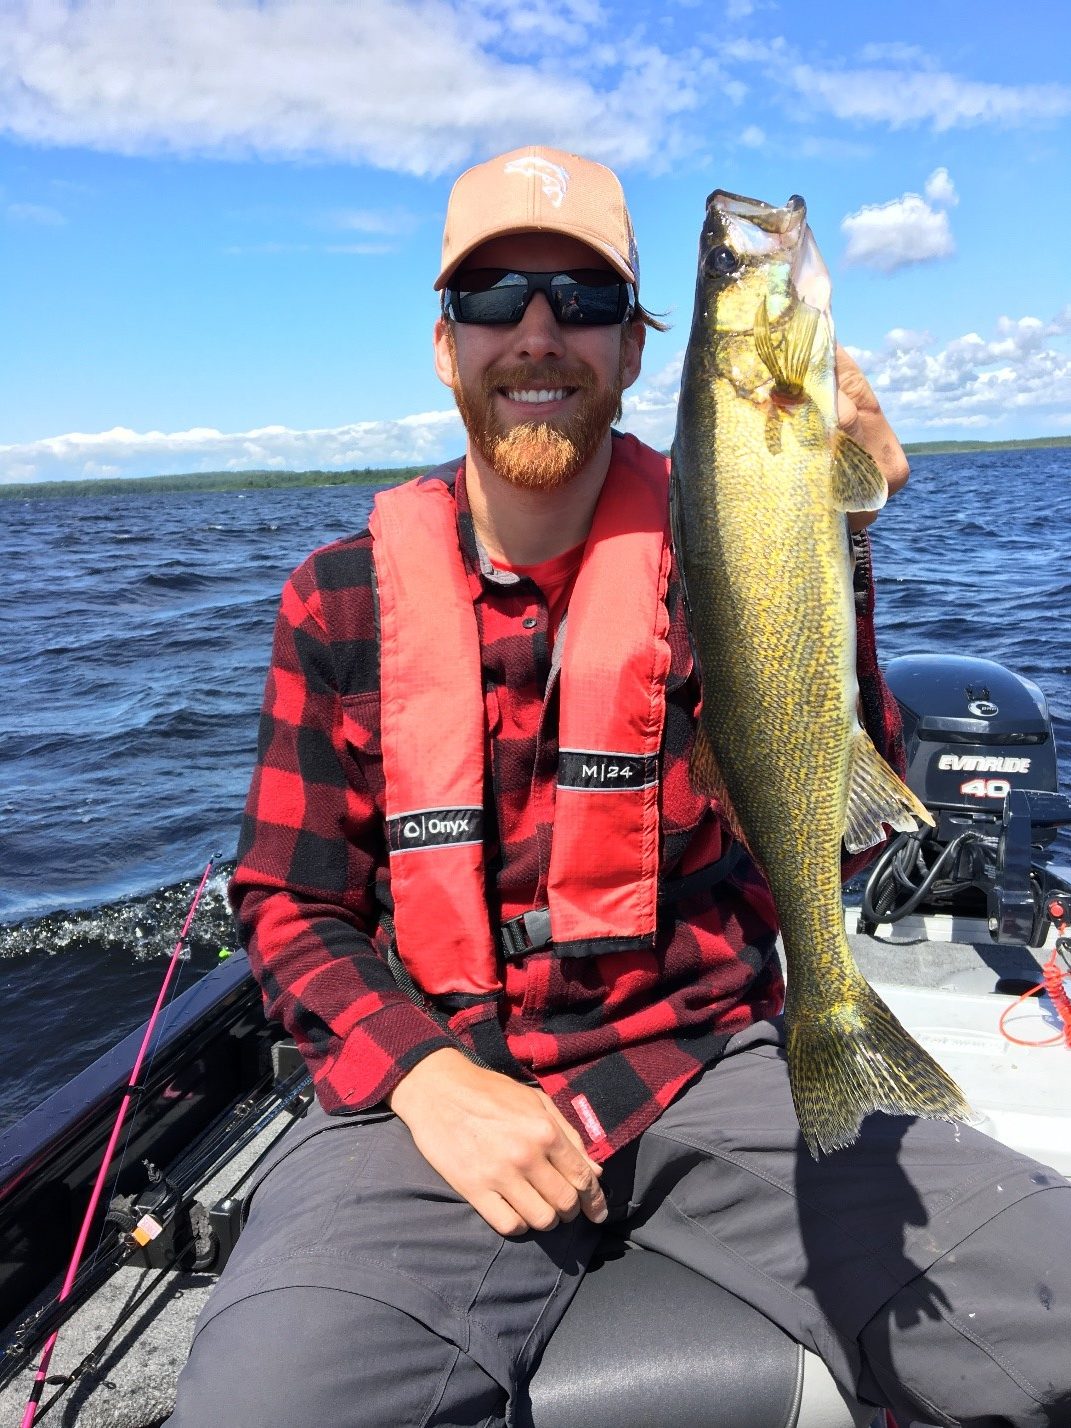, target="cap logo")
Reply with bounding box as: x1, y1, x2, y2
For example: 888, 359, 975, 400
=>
504, 156, 569, 209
